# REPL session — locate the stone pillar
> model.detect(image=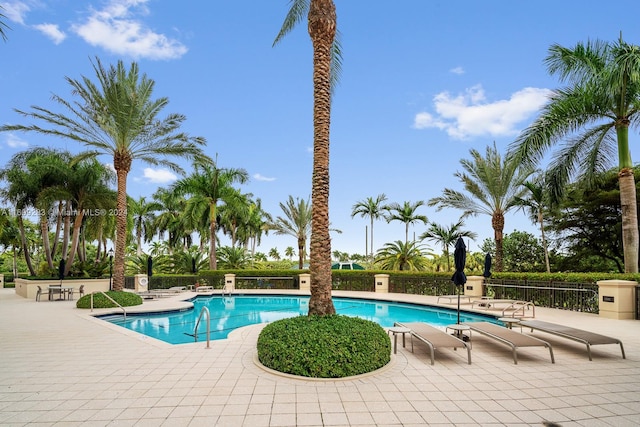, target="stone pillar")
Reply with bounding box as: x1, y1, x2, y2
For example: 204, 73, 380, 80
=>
224, 274, 236, 292
134, 274, 148, 292
597, 279, 637, 320
298, 274, 311, 291
0, 274, 4, 288
464, 275, 484, 298
374, 274, 389, 293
